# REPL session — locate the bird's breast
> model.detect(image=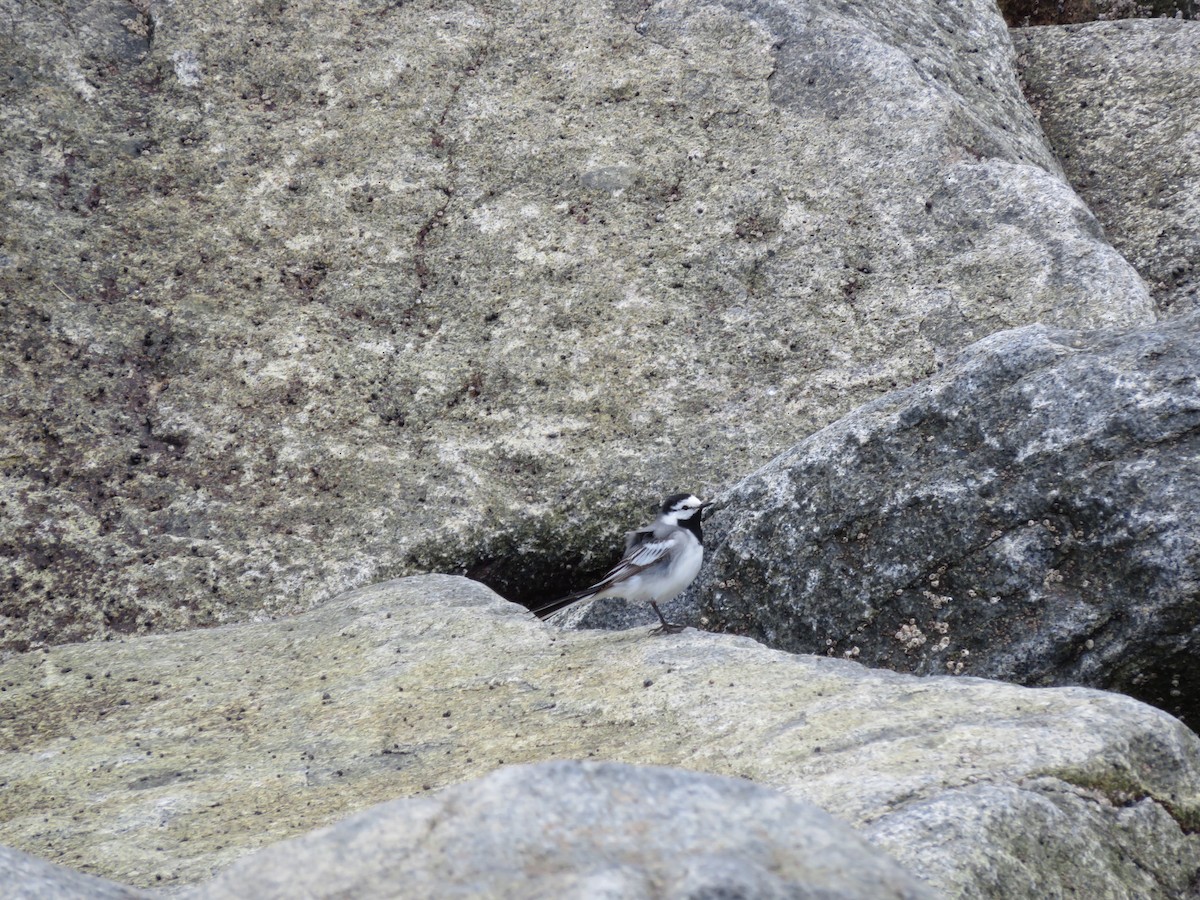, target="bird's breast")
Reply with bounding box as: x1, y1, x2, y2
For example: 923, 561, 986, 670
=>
659, 539, 703, 601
